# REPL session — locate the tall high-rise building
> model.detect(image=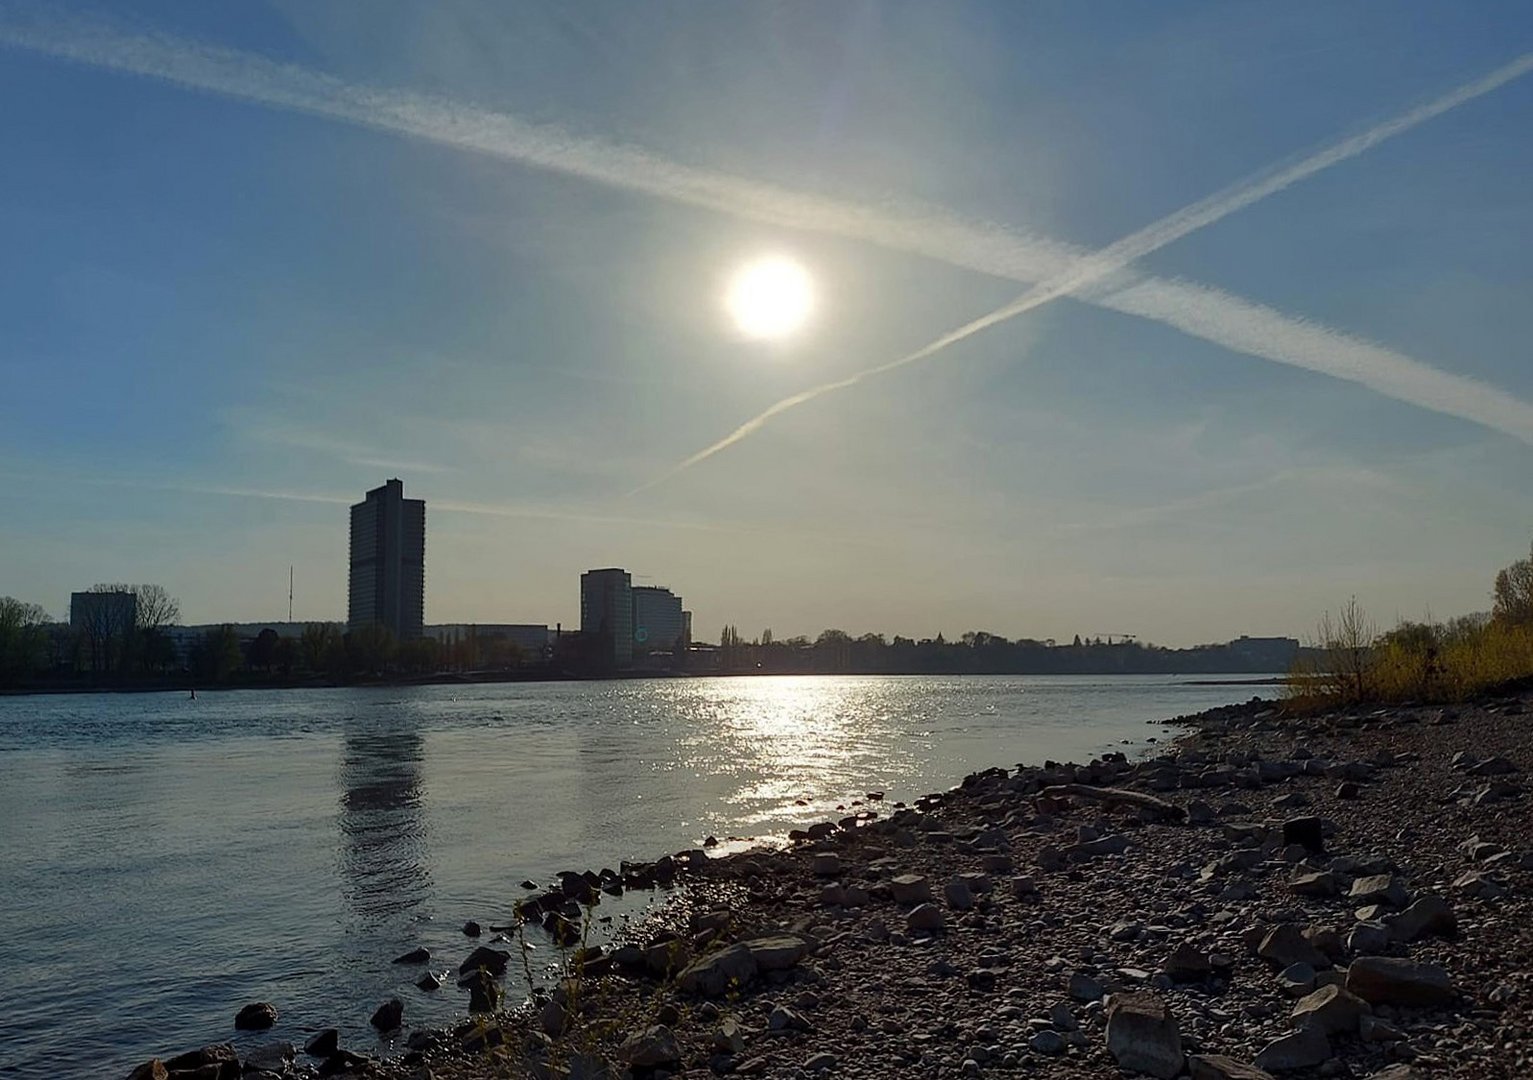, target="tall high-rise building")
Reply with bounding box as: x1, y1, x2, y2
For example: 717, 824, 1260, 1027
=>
580, 568, 633, 667
632, 585, 686, 651
349, 479, 425, 641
